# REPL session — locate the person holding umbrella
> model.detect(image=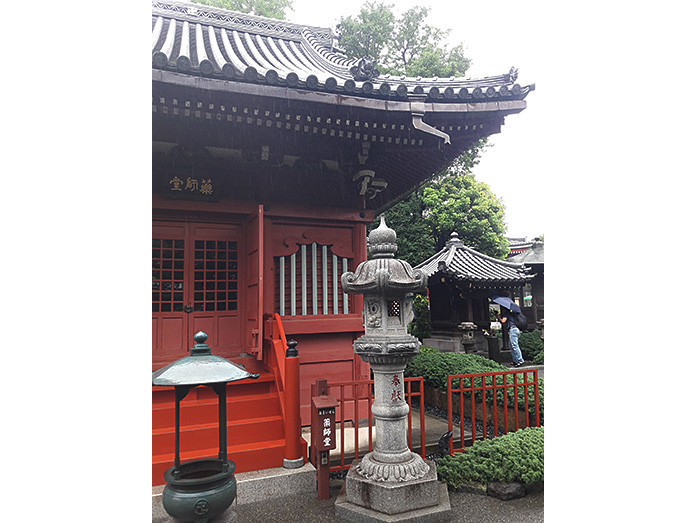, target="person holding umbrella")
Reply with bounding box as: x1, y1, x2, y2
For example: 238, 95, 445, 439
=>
491, 296, 525, 367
